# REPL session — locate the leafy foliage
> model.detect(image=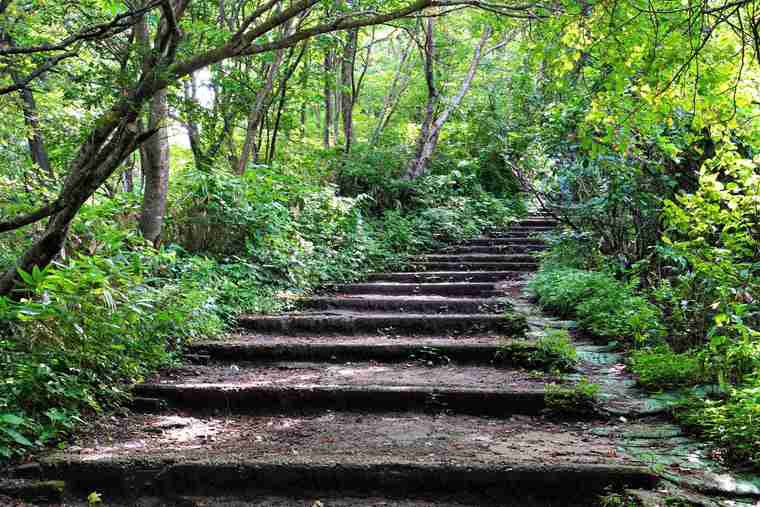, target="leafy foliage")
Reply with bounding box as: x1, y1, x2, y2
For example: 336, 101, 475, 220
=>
495, 330, 578, 373
529, 267, 665, 343
628, 347, 703, 391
